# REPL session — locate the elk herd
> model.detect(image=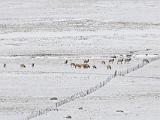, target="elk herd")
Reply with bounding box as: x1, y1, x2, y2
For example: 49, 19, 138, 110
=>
65, 54, 134, 70
1, 54, 151, 70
